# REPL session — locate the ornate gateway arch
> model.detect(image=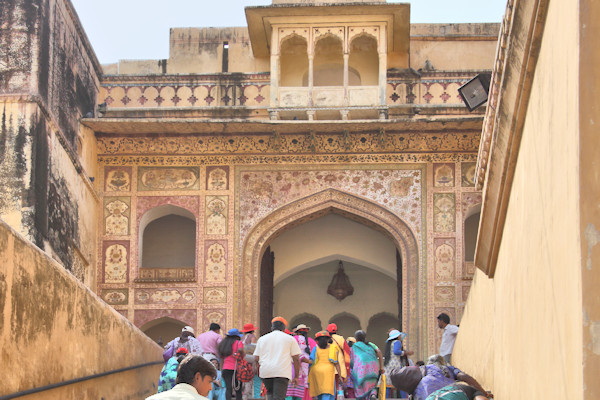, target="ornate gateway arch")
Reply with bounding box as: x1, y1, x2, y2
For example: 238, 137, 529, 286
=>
236, 188, 424, 352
